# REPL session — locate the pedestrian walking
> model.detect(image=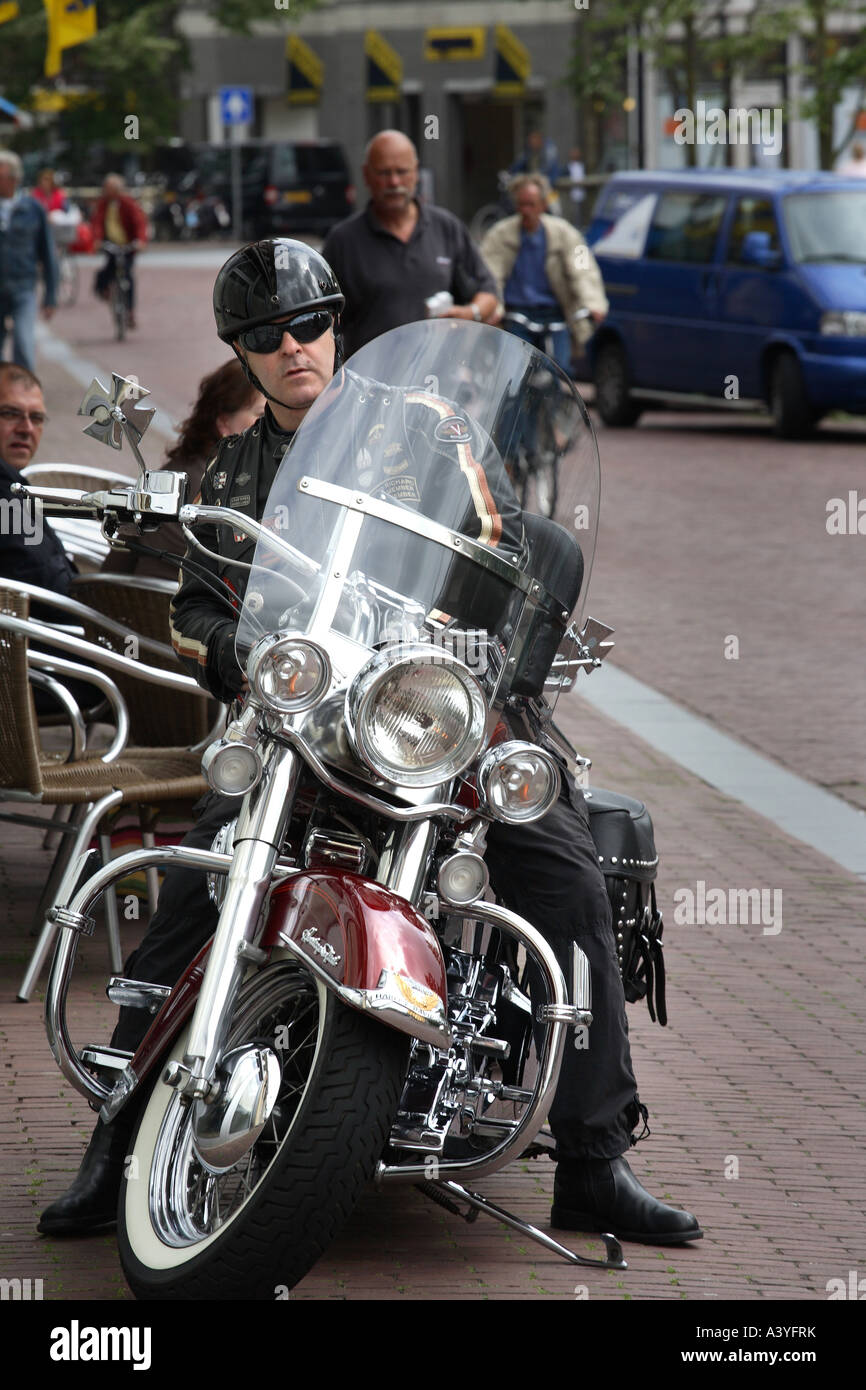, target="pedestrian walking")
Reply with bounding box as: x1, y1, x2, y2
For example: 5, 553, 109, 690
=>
322, 130, 499, 358
568, 146, 586, 228
0, 151, 58, 371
